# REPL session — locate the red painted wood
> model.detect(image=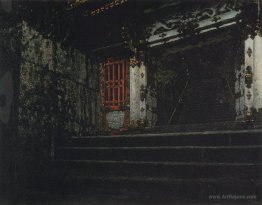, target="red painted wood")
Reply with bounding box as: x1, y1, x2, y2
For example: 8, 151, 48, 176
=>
101, 59, 127, 110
